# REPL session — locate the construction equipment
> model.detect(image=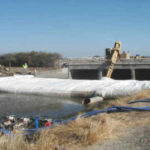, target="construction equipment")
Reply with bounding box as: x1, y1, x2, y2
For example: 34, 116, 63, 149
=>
106, 41, 121, 78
